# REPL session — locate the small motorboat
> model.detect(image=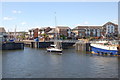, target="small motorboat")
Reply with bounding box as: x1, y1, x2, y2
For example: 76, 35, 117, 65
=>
47, 44, 63, 53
